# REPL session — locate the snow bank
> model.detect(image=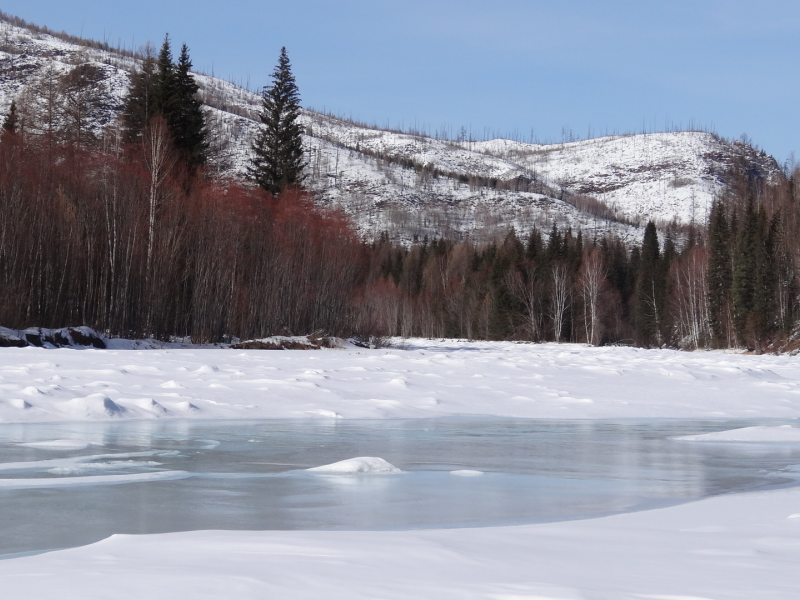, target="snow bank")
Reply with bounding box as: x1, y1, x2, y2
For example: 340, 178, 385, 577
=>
307, 457, 401, 474
677, 424, 800, 442
2, 481, 799, 599
4, 340, 800, 423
